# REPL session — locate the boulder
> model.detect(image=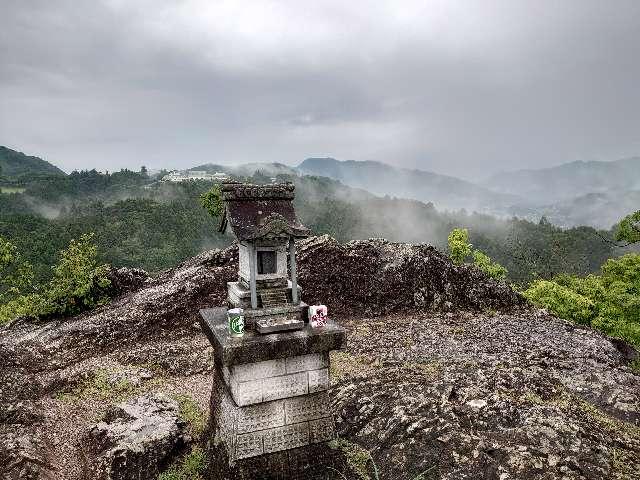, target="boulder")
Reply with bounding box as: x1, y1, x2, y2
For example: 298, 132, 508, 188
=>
85, 394, 189, 480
